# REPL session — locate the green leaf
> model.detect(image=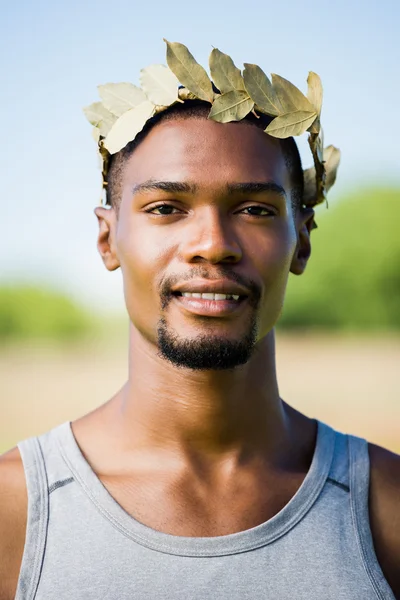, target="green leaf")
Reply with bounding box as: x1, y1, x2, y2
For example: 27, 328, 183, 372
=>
243, 64, 282, 116
307, 71, 323, 116
209, 48, 245, 94
83, 102, 117, 136
265, 110, 317, 138
140, 64, 179, 106
271, 74, 315, 113
104, 100, 155, 154
208, 90, 254, 123
97, 83, 147, 117
164, 39, 214, 103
